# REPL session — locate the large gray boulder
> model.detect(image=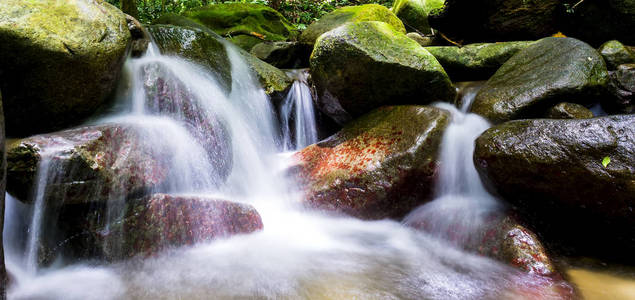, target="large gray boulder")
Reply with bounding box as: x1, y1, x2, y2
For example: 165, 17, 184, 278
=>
474, 115, 635, 260
310, 21, 455, 124
0, 0, 131, 136
470, 37, 609, 123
